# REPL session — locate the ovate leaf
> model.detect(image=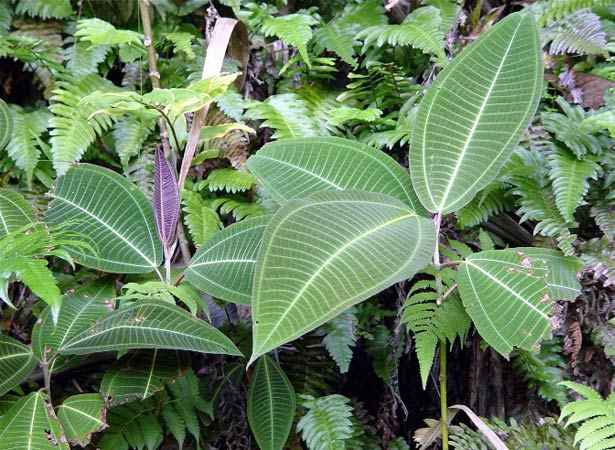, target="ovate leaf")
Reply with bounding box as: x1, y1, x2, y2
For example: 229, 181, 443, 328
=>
409, 12, 542, 213
0, 392, 68, 450
248, 355, 296, 450
250, 190, 435, 363
0, 335, 37, 396
101, 350, 190, 406
185, 215, 269, 305
0, 189, 34, 240
58, 300, 242, 356
57, 394, 106, 446
247, 137, 425, 214
153, 148, 180, 246
47, 164, 162, 273
457, 249, 552, 357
